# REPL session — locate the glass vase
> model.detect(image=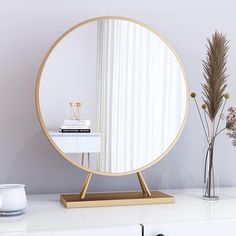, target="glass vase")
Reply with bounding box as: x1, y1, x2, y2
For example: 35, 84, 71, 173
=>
202, 122, 219, 200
